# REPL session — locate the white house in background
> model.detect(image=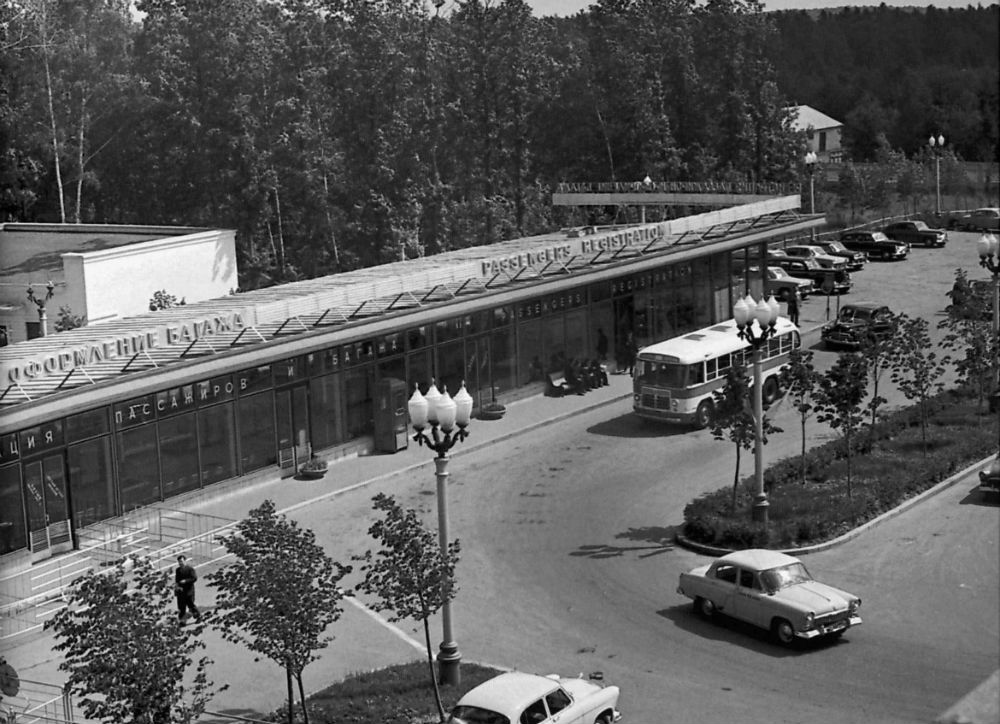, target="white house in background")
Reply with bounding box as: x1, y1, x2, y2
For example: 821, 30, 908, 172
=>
0, 224, 238, 346
787, 105, 844, 163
